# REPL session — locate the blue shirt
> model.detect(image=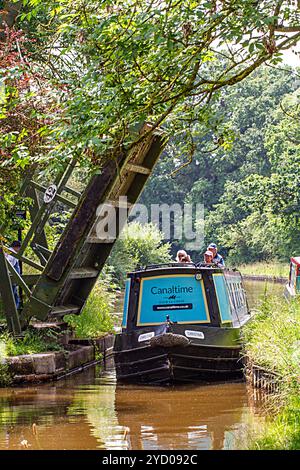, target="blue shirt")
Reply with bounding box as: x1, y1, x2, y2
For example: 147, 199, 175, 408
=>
213, 253, 225, 267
